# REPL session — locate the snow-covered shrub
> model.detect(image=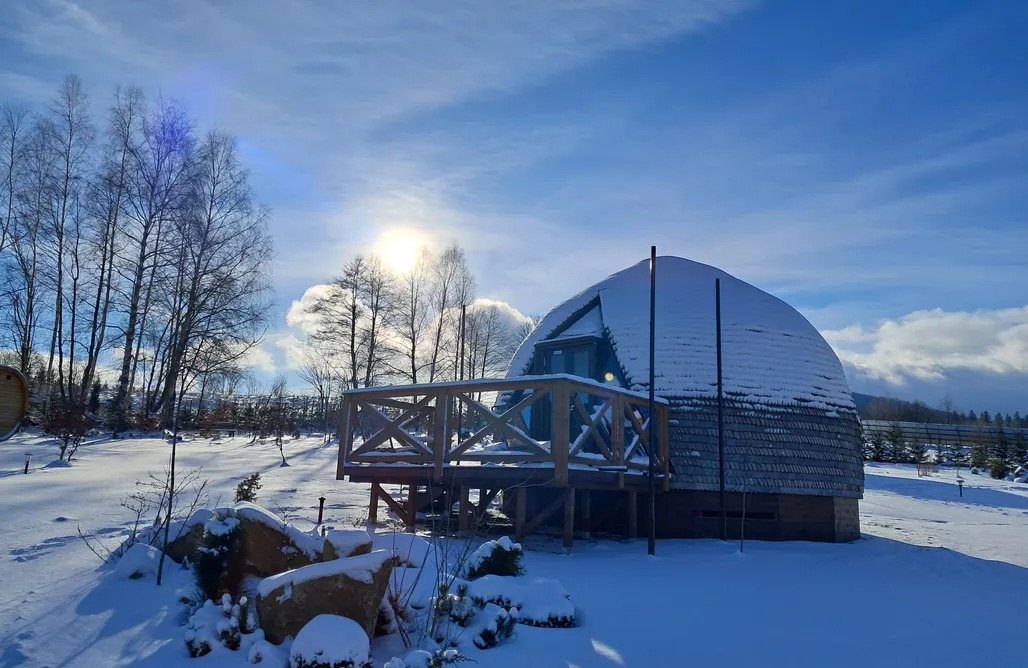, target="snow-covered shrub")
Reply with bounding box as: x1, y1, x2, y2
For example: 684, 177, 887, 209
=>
469, 603, 516, 649
989, 459, 1011, 480
384, 648, 466, 668
193, 514, 246, 601
185, 594, 252, 657
114, 543, 161, 579
289, 614, 372, 668
429, 581, 516, 649
468, 576, 576, 628
235, 473, 262, 503
464, 537, 524, 580
46, 399, 89, 461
